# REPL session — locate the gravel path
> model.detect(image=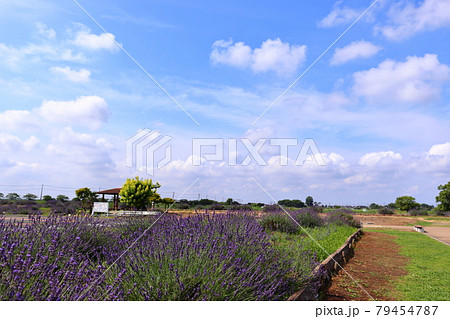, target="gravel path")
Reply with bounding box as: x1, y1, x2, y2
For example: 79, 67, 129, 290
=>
423, 227, 450, 246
